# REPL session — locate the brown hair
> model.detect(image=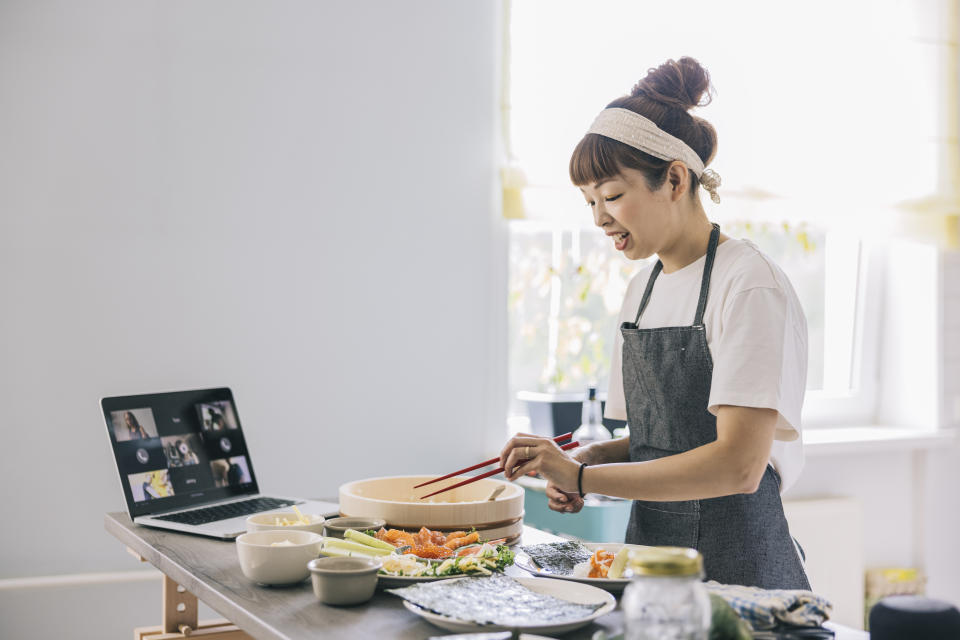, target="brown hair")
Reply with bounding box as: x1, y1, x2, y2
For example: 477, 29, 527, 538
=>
569, 57, 718, 200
